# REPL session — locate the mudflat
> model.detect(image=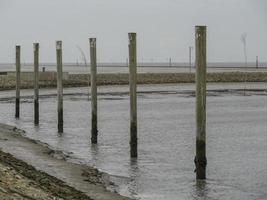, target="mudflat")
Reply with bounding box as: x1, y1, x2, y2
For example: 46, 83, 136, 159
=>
0, 124, 132, 200
1, 72, 267, 90
0, 150, 93, 200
